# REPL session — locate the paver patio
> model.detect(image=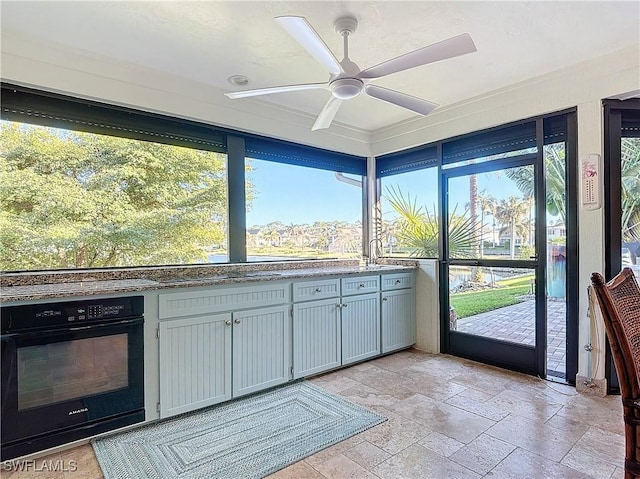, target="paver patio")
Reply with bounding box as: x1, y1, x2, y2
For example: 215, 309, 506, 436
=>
455, 298, 567, 377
